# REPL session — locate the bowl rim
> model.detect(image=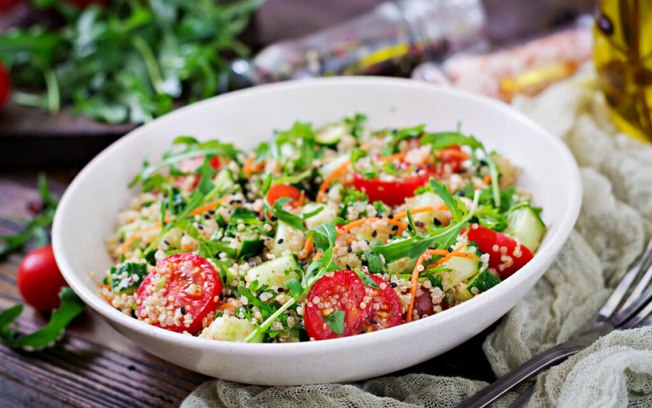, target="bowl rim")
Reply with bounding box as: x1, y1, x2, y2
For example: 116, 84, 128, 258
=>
52, 76, 582, 354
